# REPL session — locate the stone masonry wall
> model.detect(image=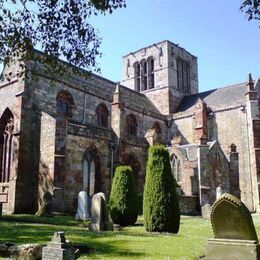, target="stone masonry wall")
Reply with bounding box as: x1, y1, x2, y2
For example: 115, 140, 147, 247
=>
0, 61, 24, 213
65, 132, 111, 212
169, 104, 254, 210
